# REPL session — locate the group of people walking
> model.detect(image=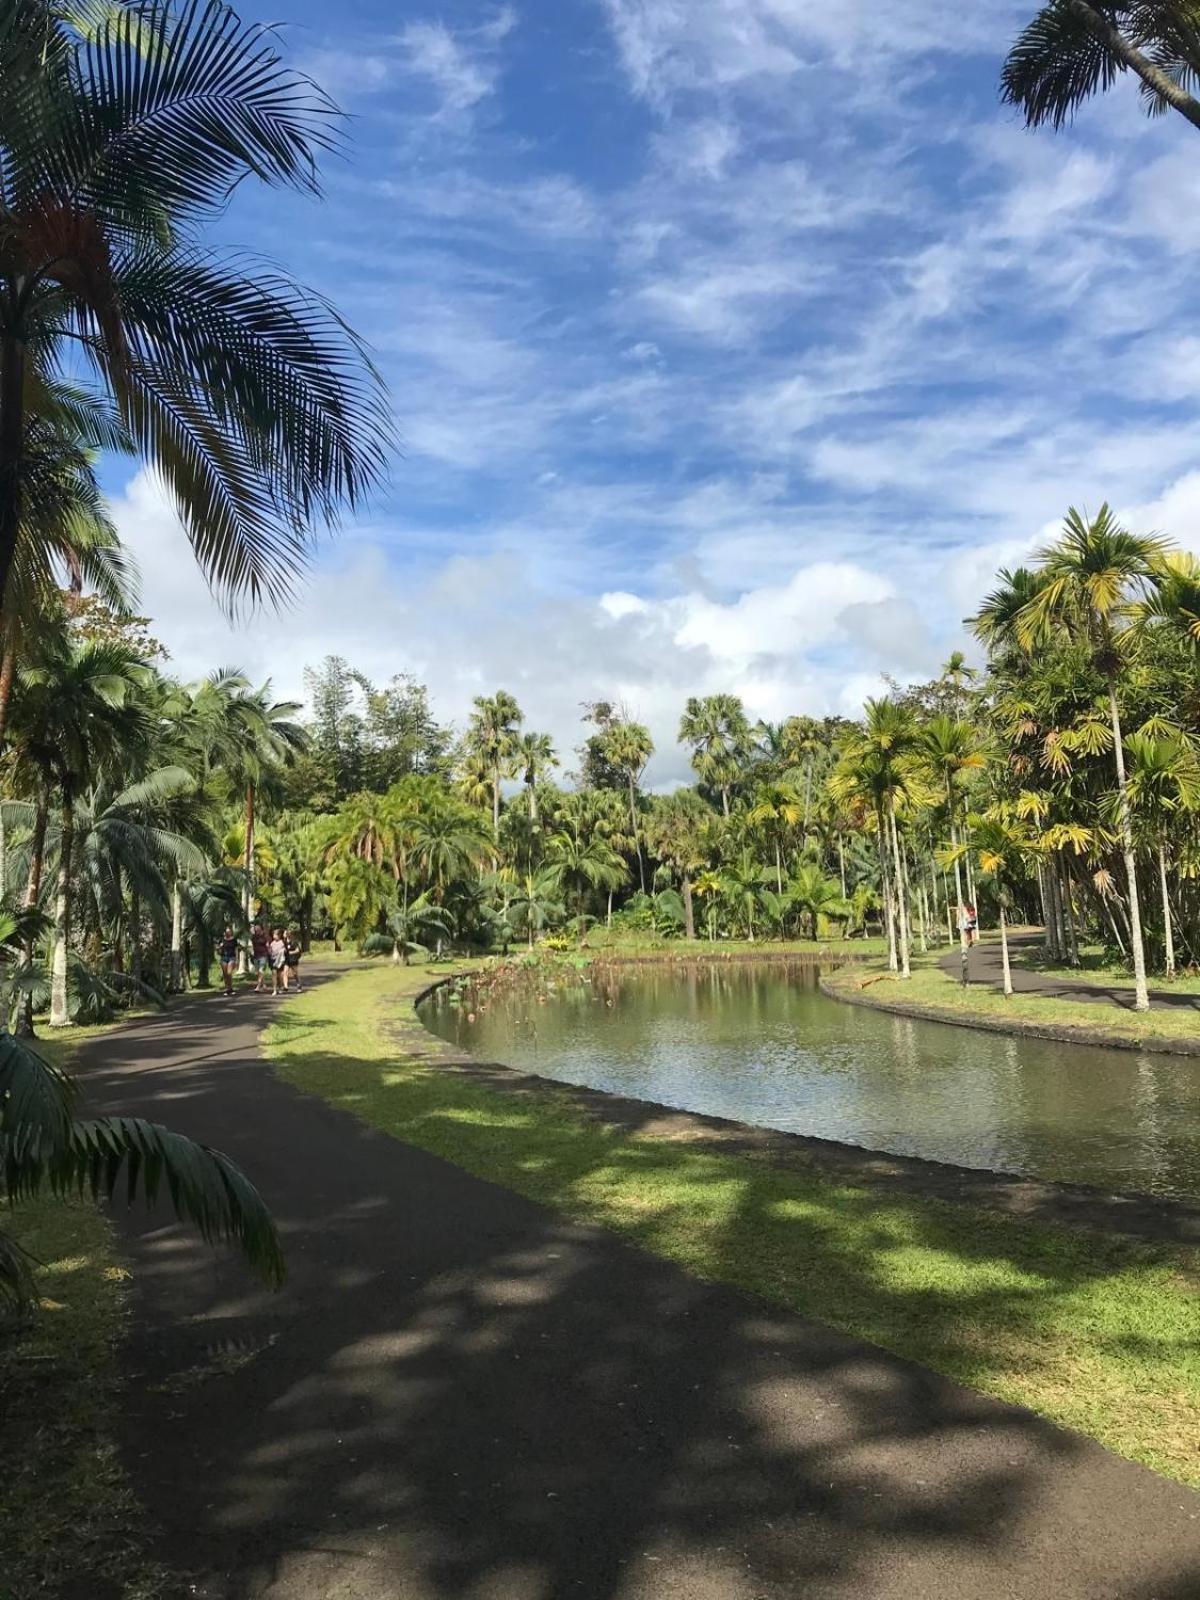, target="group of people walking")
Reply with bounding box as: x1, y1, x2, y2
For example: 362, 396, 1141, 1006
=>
217, 923, 302, 997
